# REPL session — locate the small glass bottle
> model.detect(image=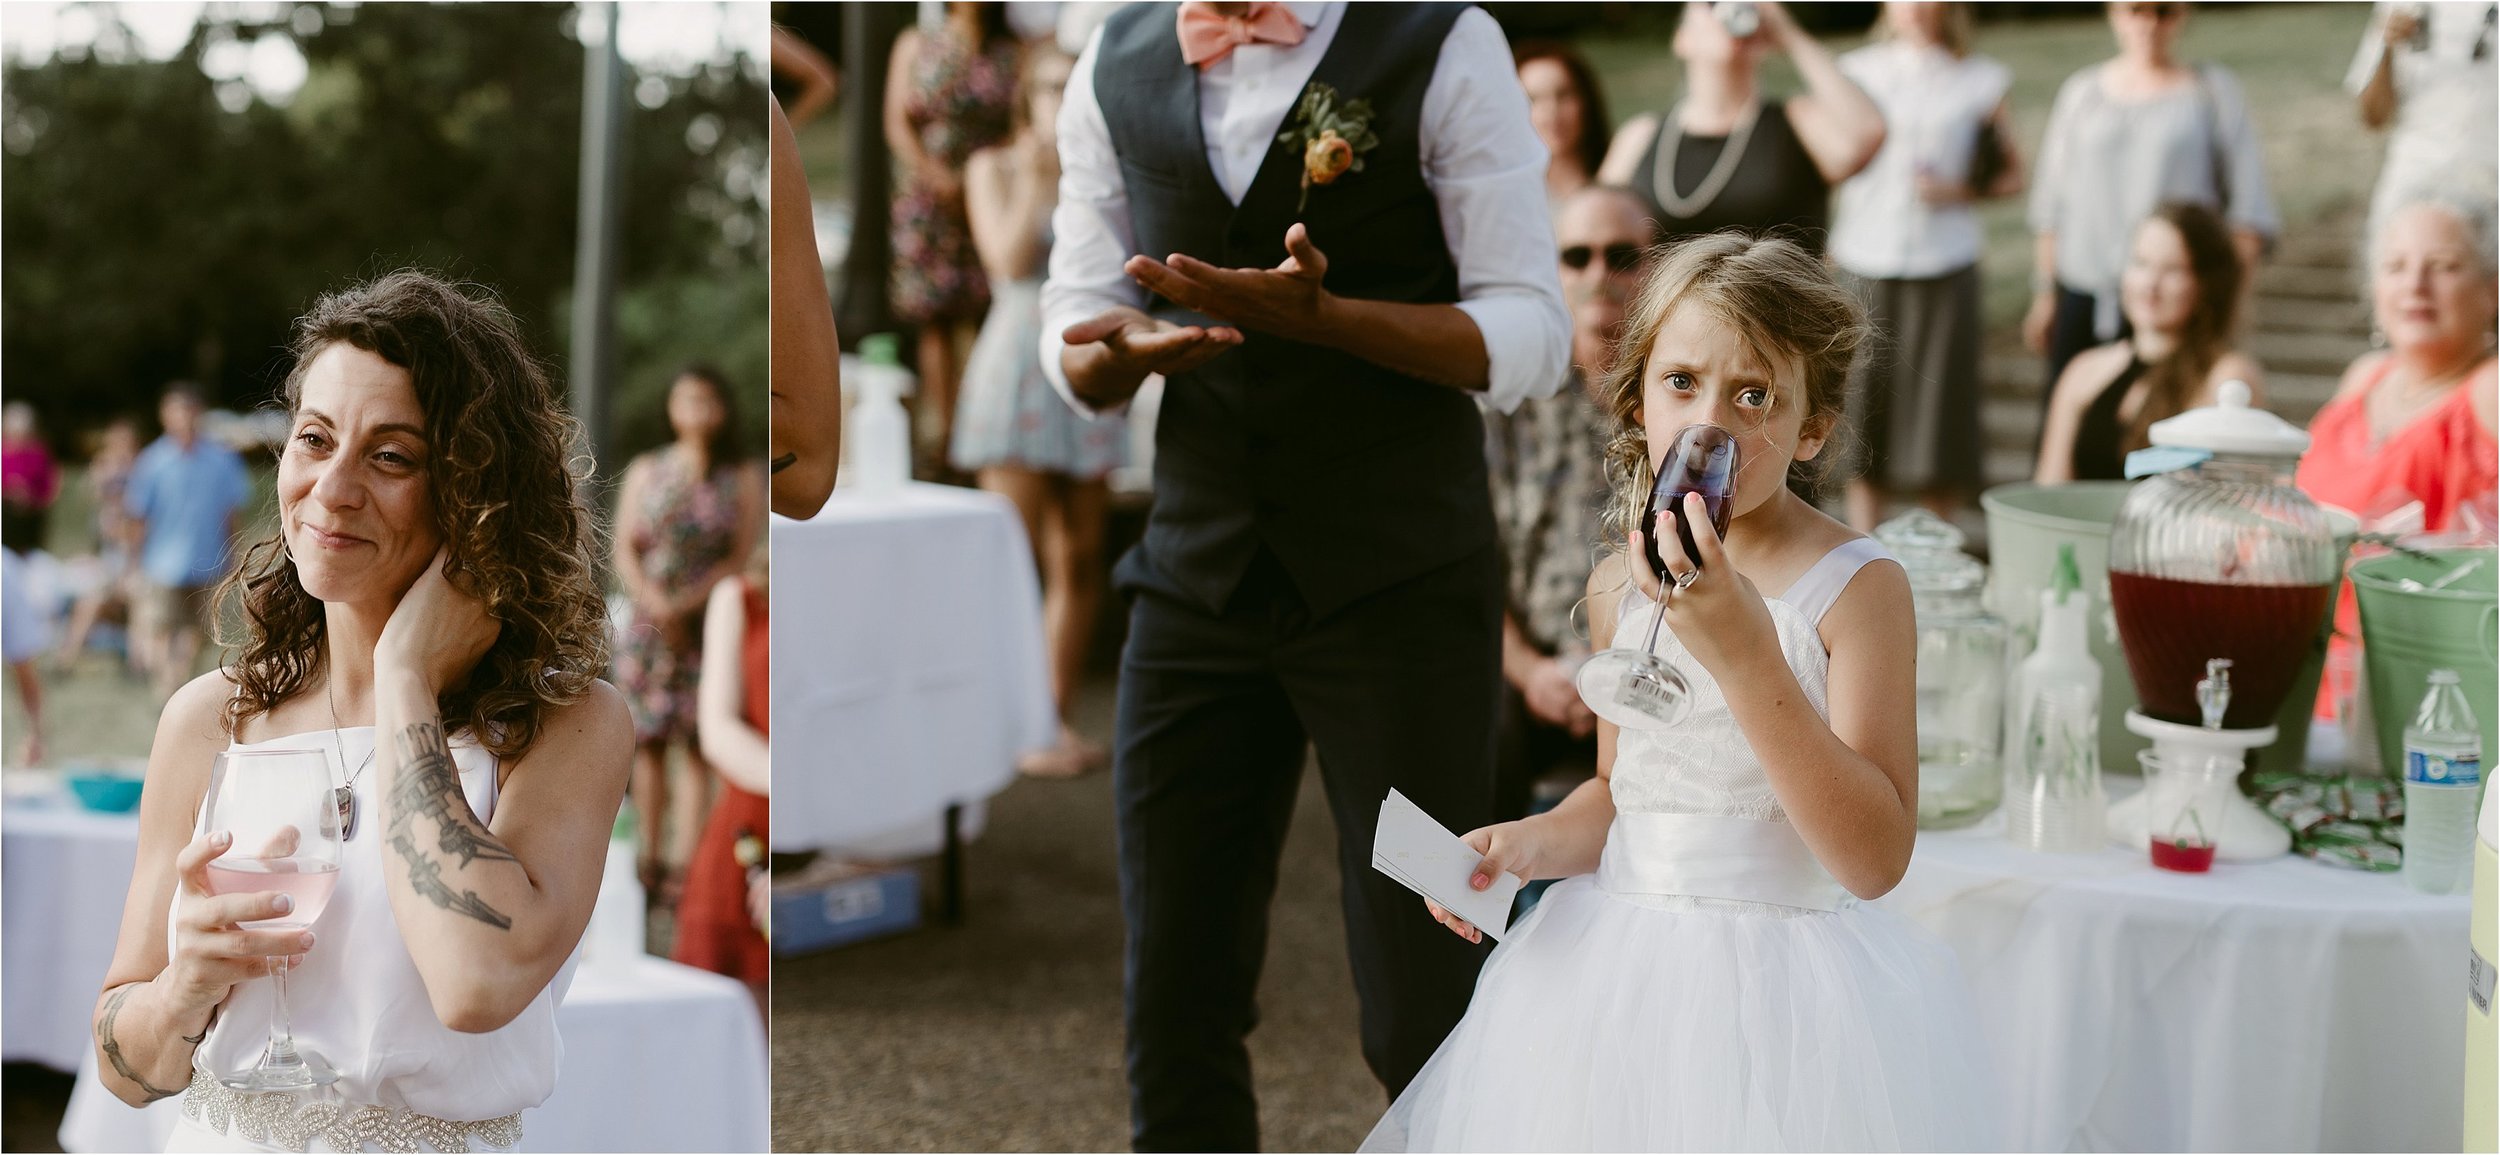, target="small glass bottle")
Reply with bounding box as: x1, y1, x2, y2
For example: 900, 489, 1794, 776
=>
1876, 510, 2009, 829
